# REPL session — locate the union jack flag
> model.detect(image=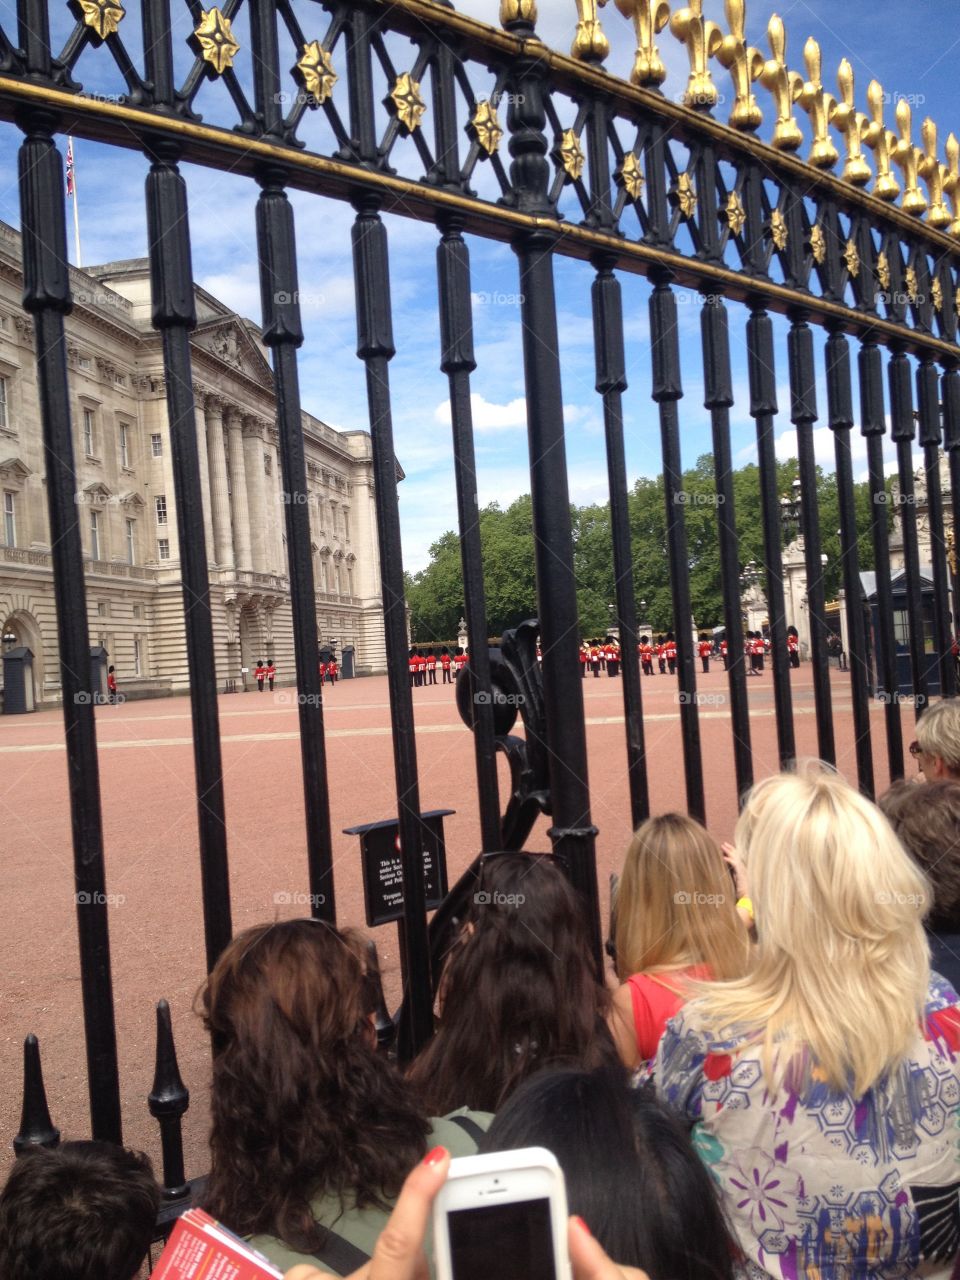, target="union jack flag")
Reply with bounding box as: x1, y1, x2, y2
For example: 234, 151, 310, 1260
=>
65, 137, 75, 197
